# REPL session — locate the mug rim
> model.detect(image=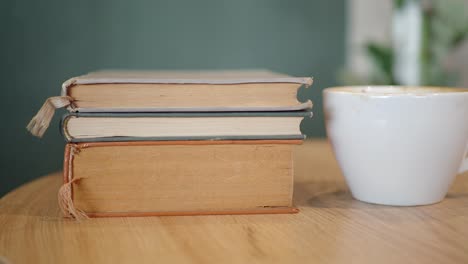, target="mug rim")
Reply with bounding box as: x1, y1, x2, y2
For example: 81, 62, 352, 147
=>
323, 85, 468, 96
